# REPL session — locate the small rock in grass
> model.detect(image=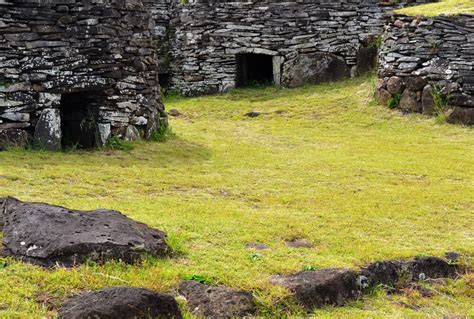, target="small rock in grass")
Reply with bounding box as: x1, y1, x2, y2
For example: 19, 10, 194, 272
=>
285, 238, 314, 249
270, 268, 360, 310
168, 109, 182, 117
244, 111, 262, 118
444, 251, 461, 263
58, 287, 182, 319
245, 243, 269, 250
178, 280, 257, 318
